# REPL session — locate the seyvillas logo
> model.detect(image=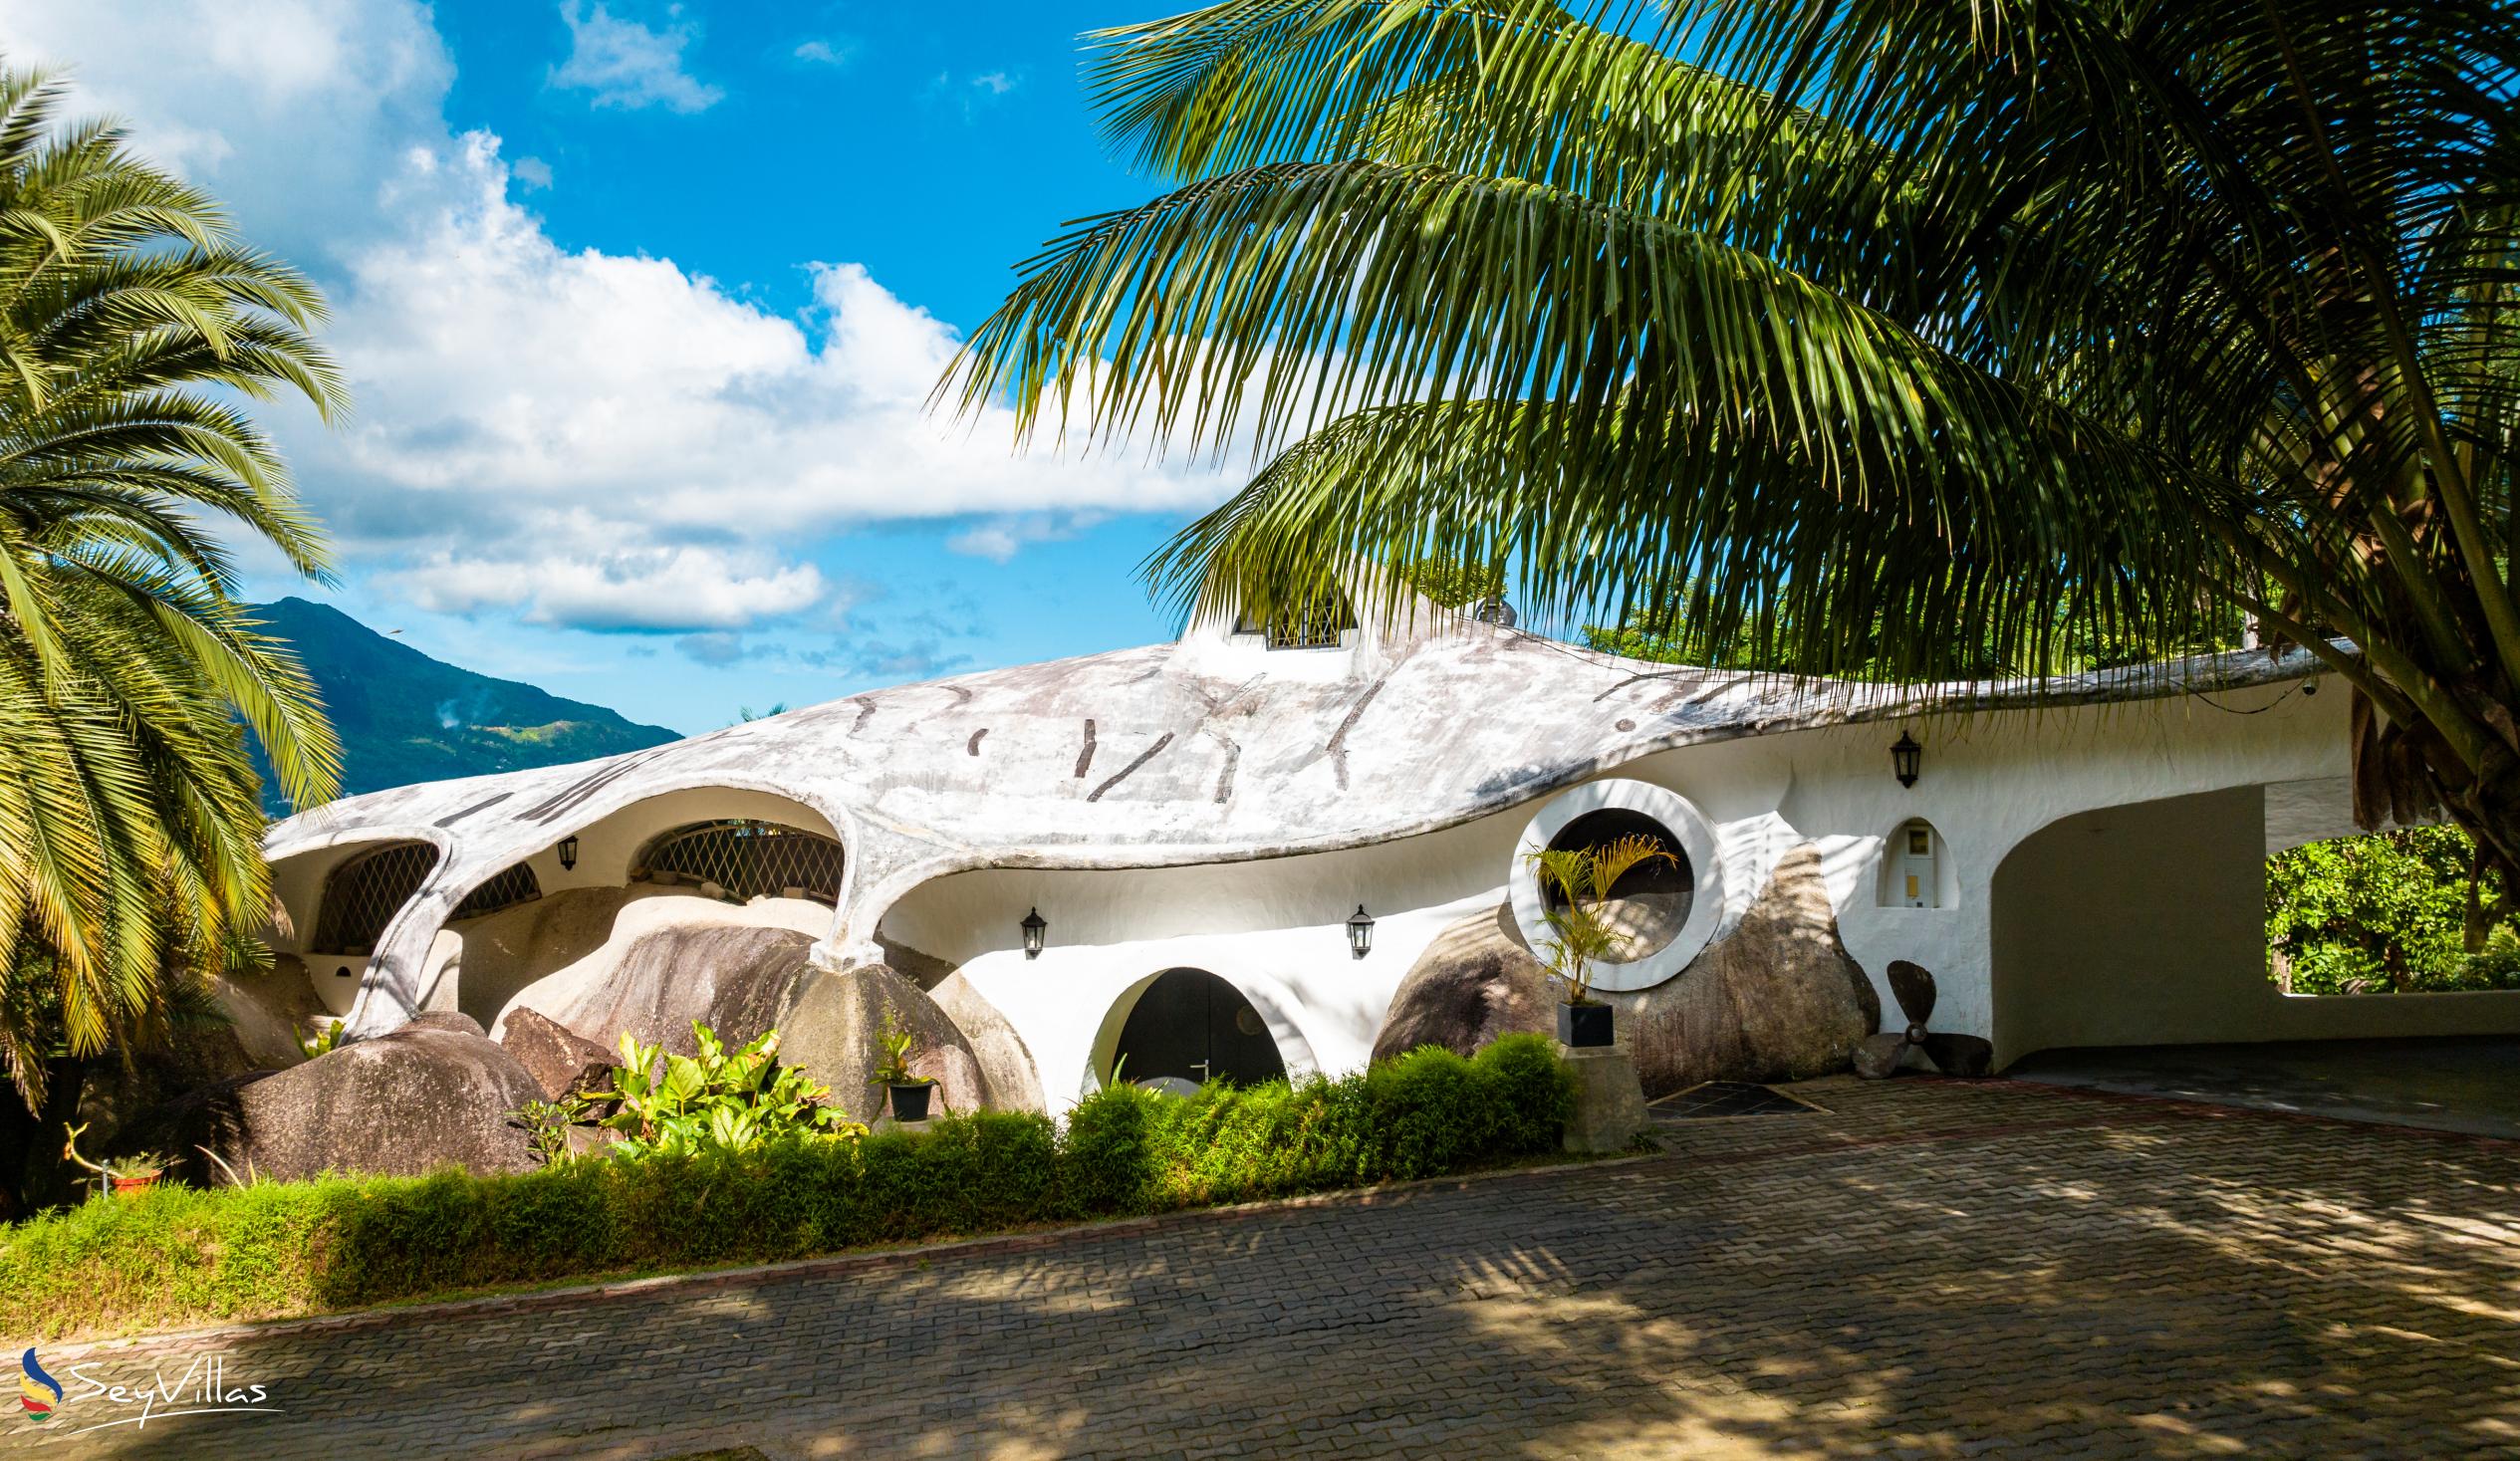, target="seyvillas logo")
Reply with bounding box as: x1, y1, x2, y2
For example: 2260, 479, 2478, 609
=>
12, 1348, 282, 1434
17, 1349, 61, 1422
